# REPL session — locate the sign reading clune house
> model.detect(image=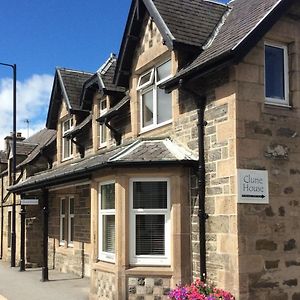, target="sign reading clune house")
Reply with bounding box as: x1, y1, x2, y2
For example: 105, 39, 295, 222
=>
237, 169, 269, 204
